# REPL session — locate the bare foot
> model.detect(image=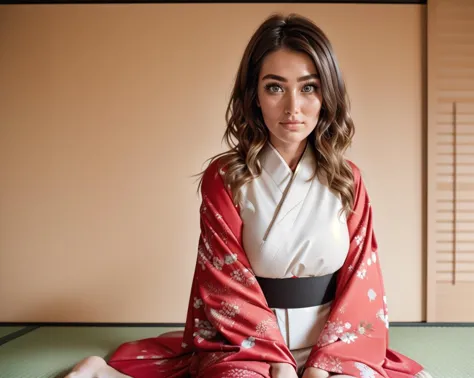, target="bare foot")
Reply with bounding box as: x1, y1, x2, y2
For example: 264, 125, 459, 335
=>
65, 356, 131, 378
